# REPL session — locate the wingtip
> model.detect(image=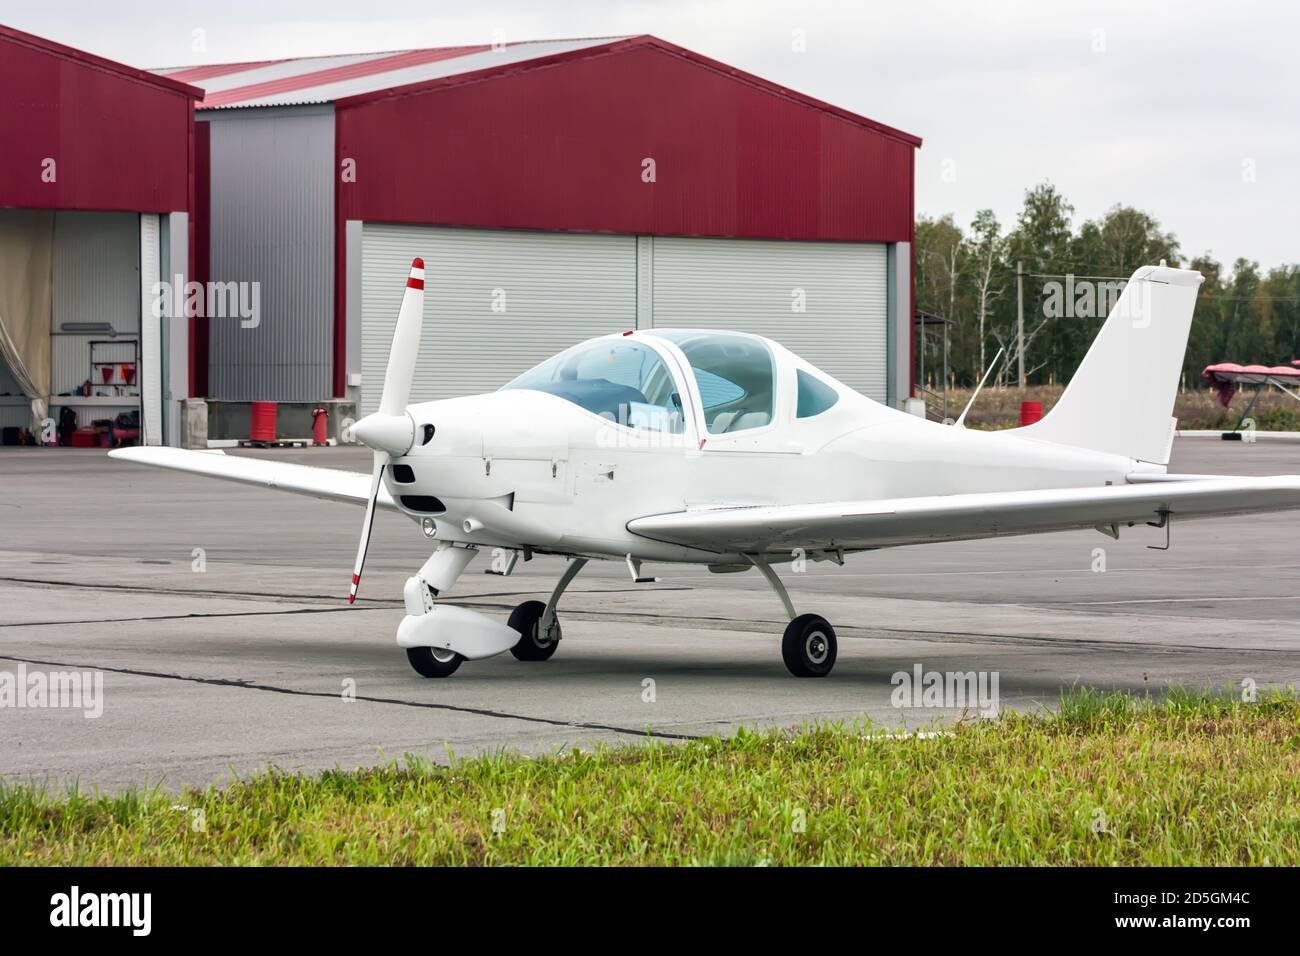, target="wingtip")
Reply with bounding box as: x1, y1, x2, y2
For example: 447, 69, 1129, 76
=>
107, 446, 152, 460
